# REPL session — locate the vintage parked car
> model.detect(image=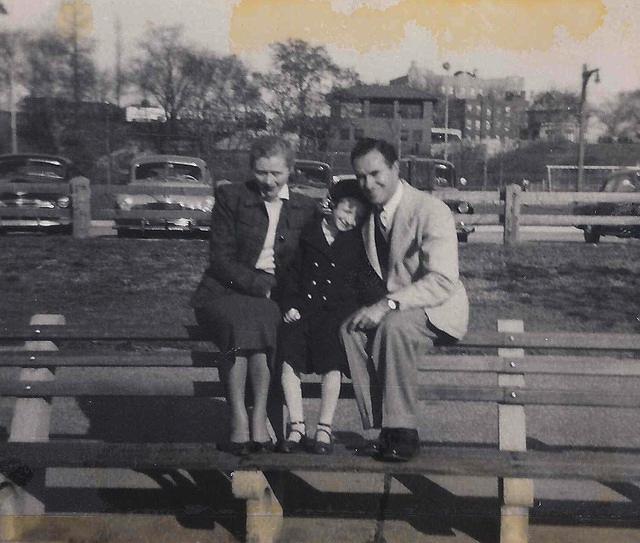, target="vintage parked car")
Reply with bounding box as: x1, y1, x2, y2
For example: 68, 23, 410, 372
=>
575, 168, 640, 243
401, 158, 475, 242
0, 153, 79, 232
114, 154, 214, 237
